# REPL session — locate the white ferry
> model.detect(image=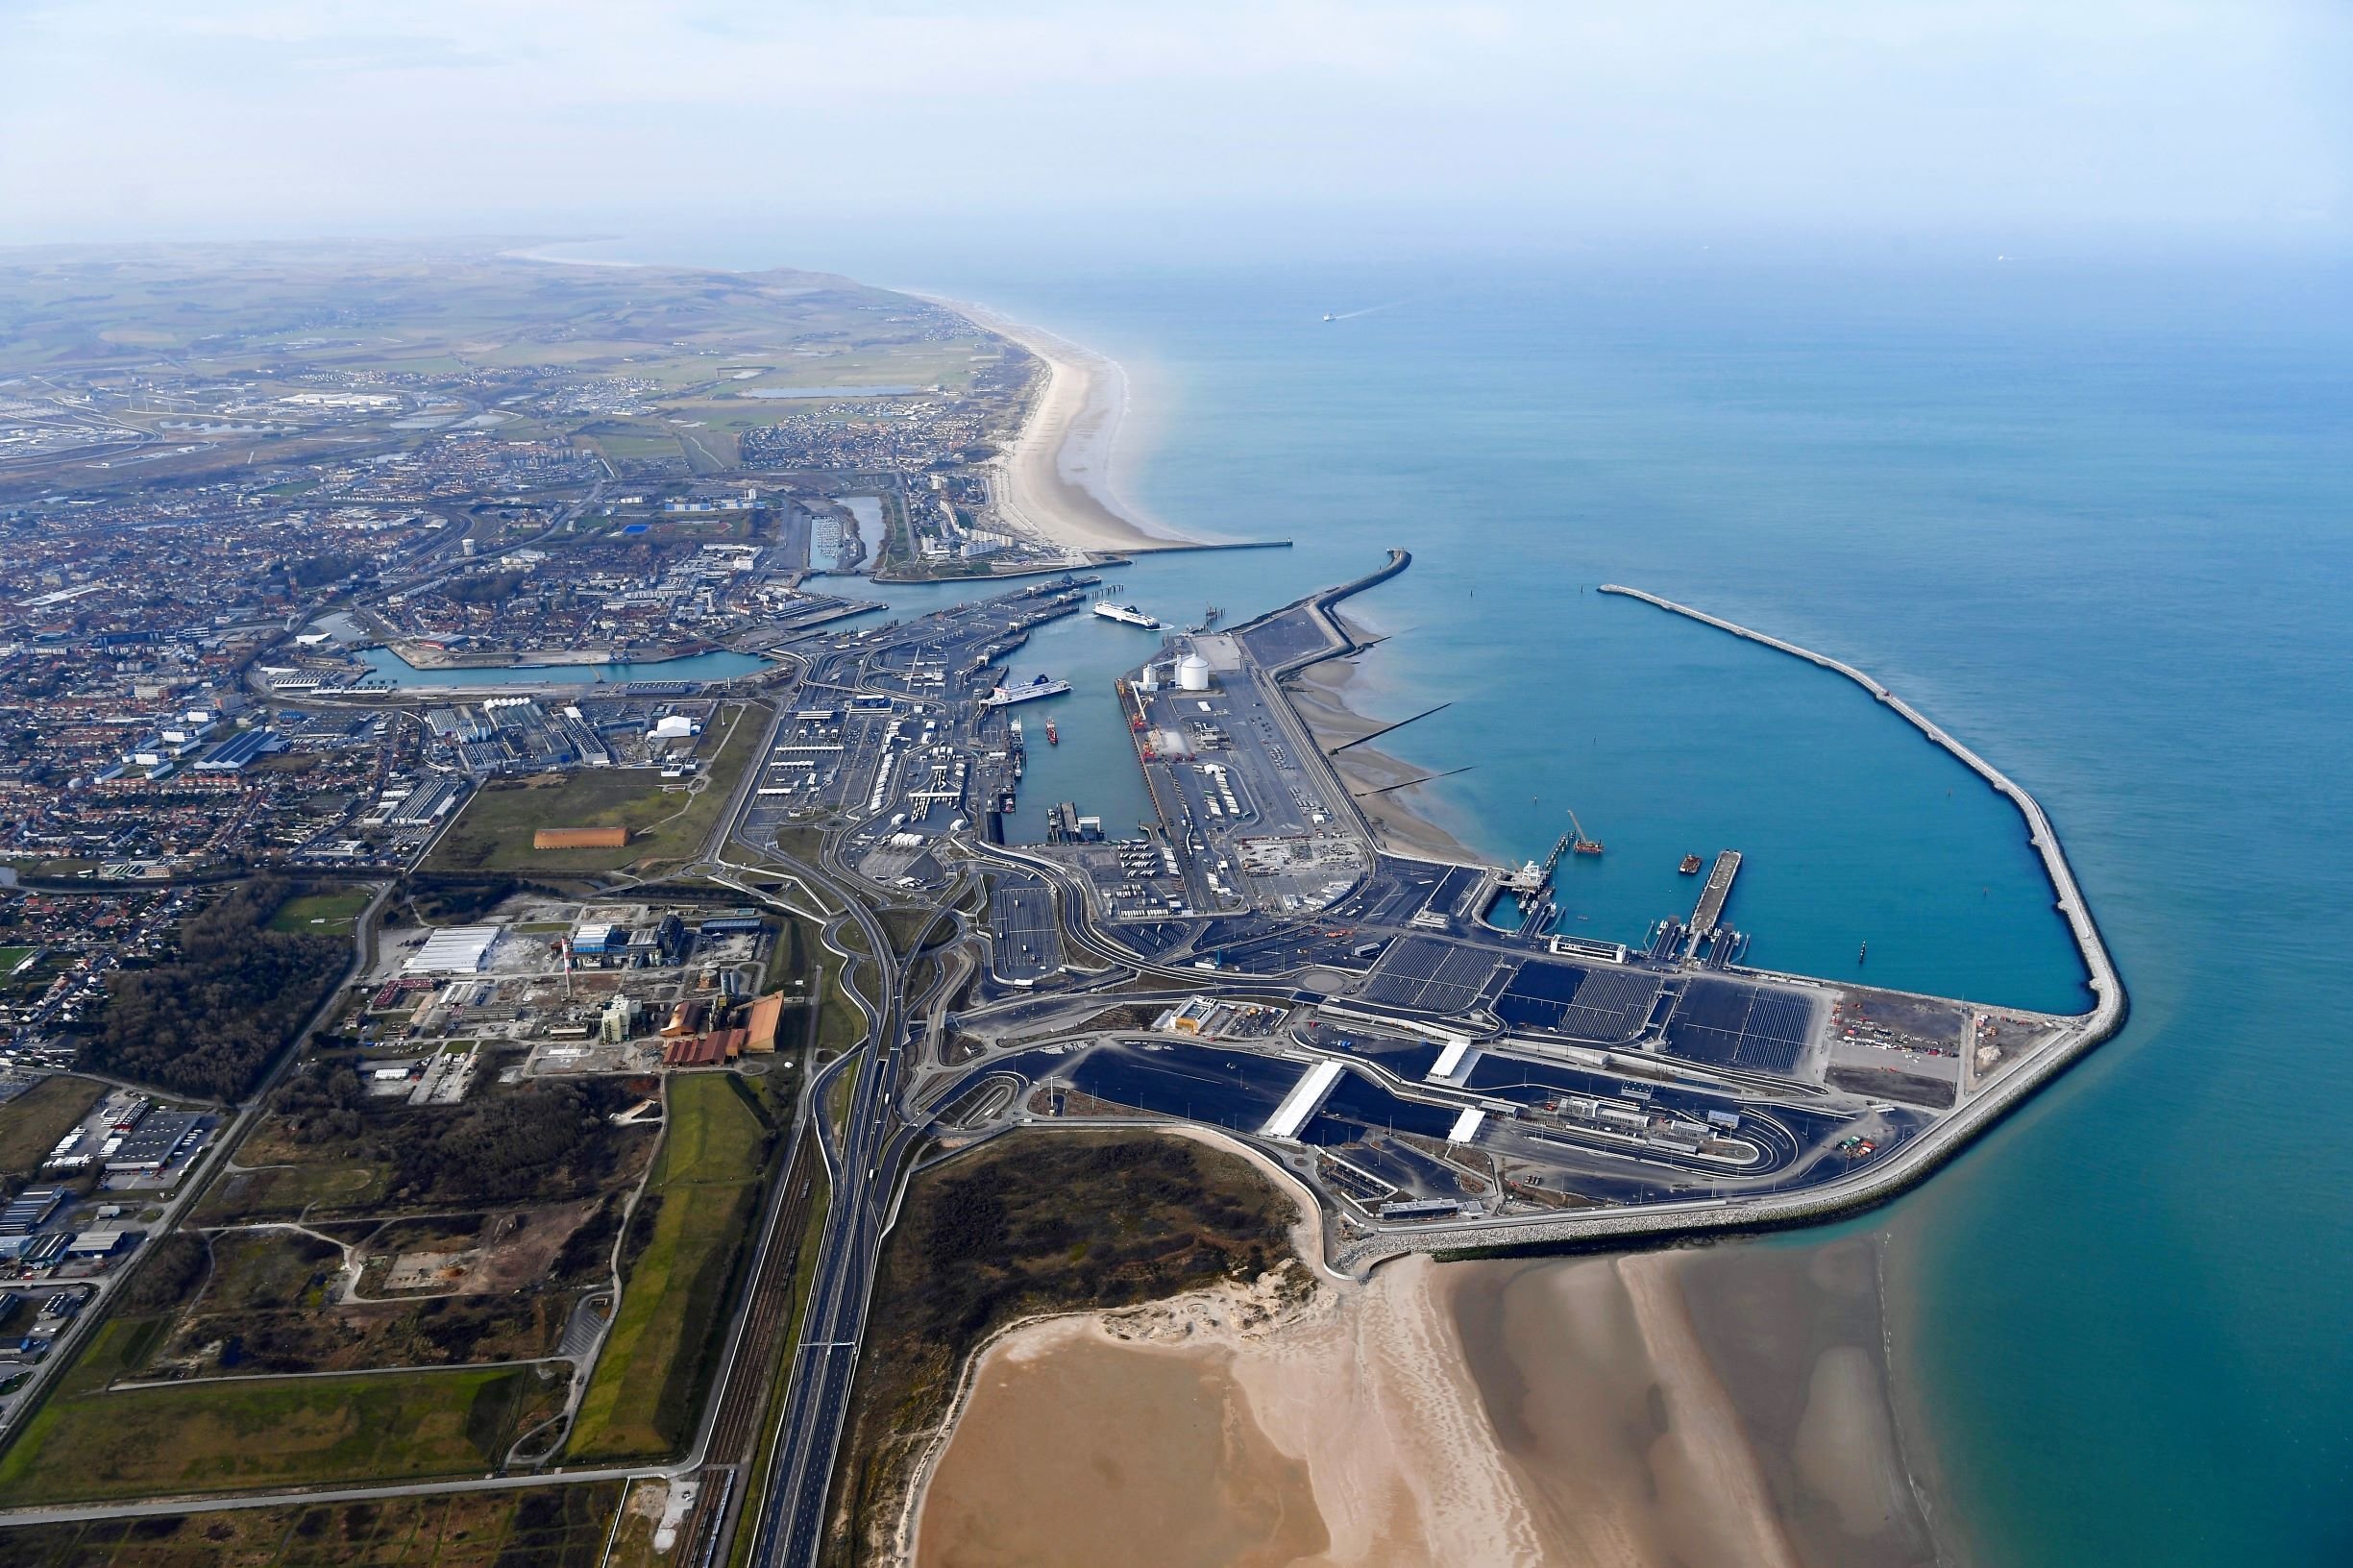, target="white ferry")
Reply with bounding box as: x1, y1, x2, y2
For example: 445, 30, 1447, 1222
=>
981, 674, 1072, 707
1092, 600, 1161, 629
